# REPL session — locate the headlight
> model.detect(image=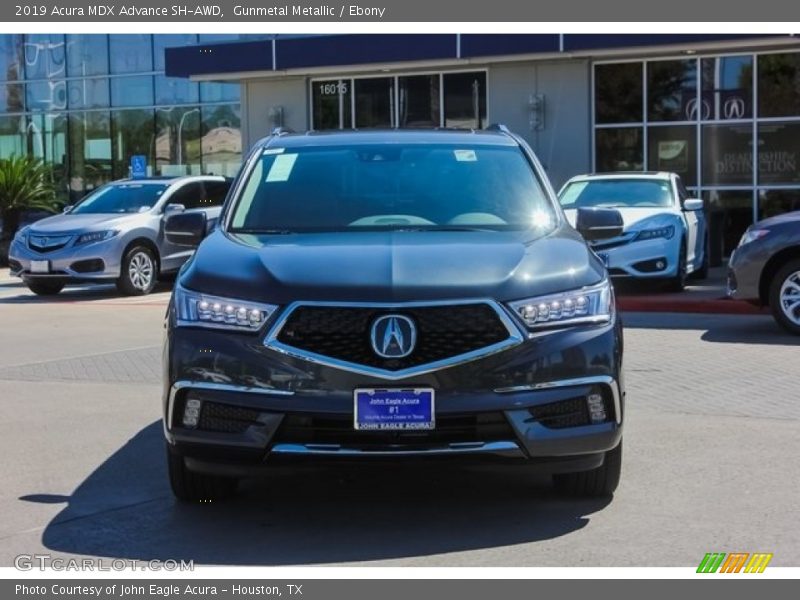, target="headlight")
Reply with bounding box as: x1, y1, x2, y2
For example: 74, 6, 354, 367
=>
738, 229, 769, 247
633, 225, 675, 241
75, 230, 119, 245
174, 285, 278, 331
508, 279, 614, 330
13, 228, 28, 244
